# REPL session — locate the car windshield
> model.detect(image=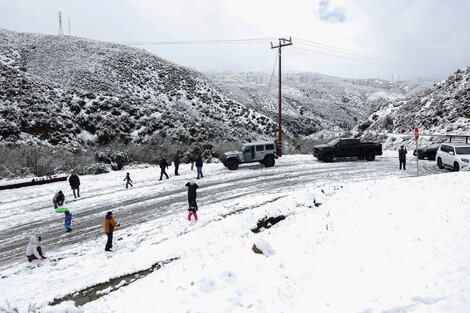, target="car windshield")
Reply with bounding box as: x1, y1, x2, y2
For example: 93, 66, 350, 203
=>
327, 138, 341, 146
428, 144, 441, 149
455, 147, 470, 155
